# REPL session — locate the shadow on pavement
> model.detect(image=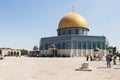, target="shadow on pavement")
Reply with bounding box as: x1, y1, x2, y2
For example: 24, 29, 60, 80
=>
97, 67, 107, 69
114, 68, 120, 69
